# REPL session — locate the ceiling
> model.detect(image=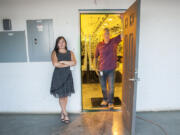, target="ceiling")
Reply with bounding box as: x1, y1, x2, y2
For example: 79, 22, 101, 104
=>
80, 14, 123, 42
